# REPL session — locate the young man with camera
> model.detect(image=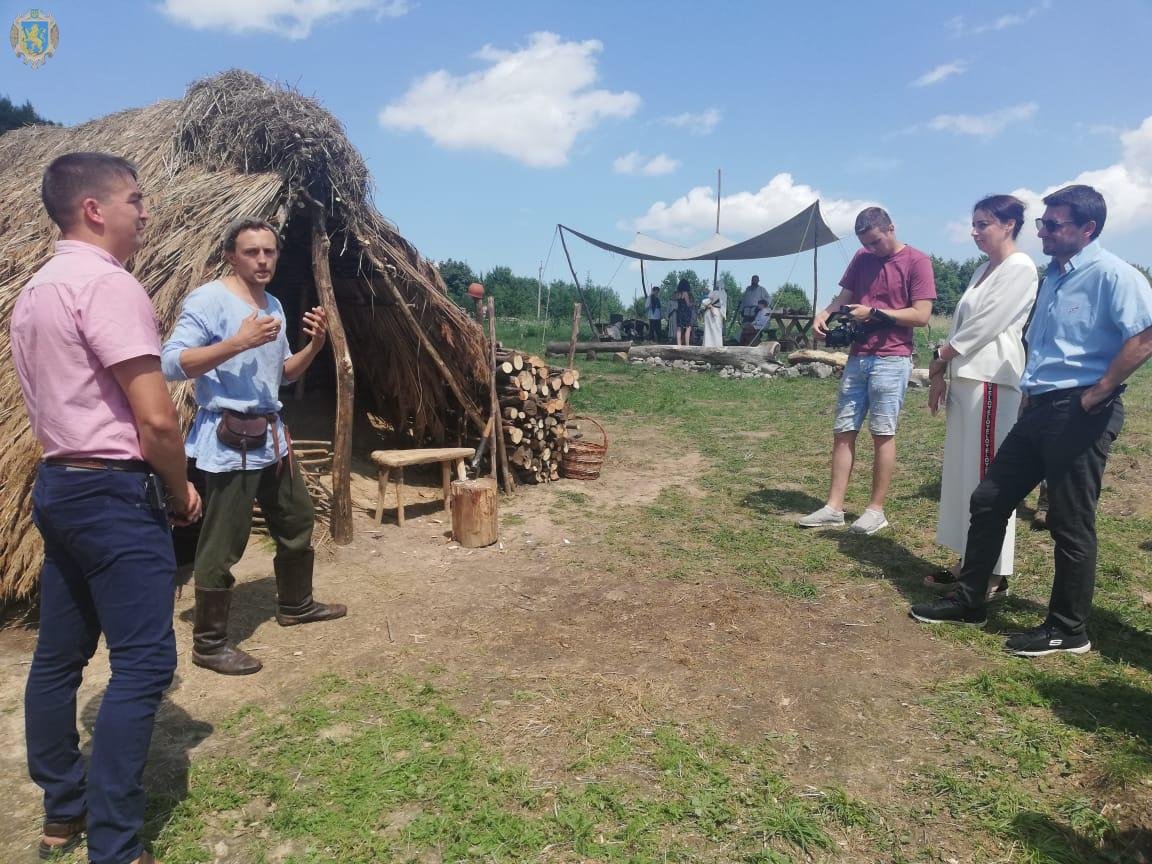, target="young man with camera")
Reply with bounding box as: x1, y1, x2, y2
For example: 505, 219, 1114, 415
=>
798, 207, 935, 534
